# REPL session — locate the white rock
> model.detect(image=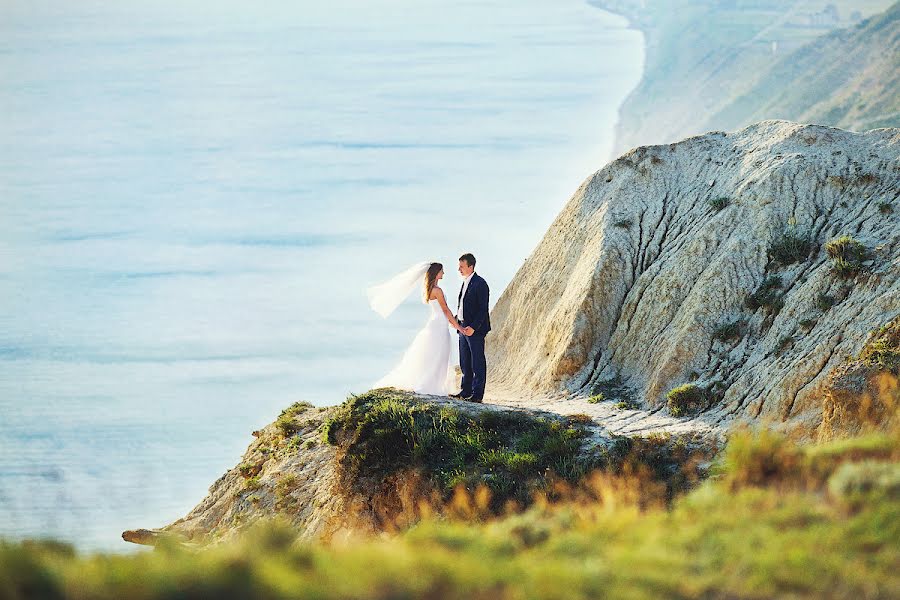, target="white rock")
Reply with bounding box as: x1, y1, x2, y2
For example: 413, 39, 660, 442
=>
488, 120, 899, 435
